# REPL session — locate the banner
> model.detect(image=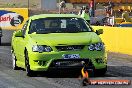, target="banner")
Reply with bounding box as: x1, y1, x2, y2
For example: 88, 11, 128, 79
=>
0, 8, 28, 30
